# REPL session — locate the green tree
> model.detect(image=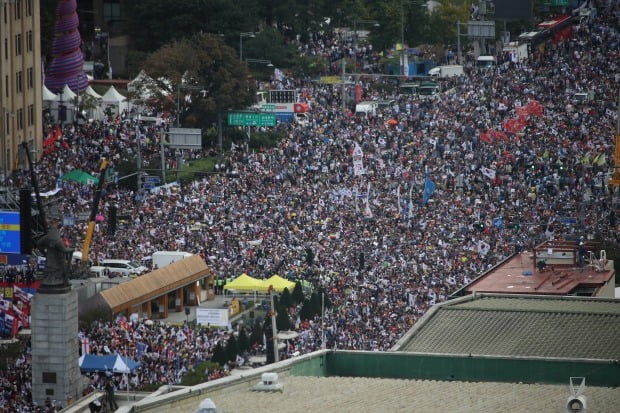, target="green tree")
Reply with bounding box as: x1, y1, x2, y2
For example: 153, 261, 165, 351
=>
40, 0, 57, 58
211, 342, 226, 366
225, 334, 239, 363
279, 288, 293, 309
249, 319, 263, 347
242, 28, 297, 67
292, 281, 305, 305
124, 0, 260, 52
276, 306, 291, 331
299, 298, 315, 321
237, 327, 249, 353
427, 0, 469, 46
143, 33, 256, 129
